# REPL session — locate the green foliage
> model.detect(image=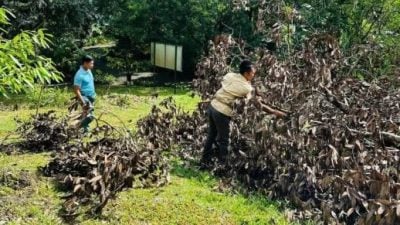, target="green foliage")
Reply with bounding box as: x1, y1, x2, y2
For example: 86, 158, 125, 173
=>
94, 70, 117, 85
285, 0, 400, 78
105, 55, 152, 78
0, 8, 62, 96
2, 0, 106, 77
3, 0, 400, 79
